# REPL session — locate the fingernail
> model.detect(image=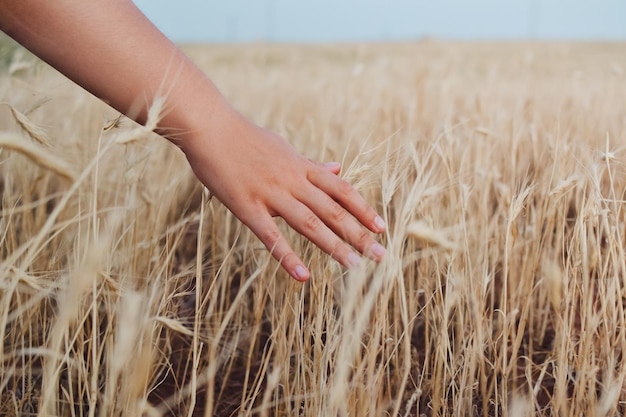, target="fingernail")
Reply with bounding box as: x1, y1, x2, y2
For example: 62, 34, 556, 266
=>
370, 243, 386, 260
323, 161, 341, 170
374, 216, 386, 231
347, 252, 362, 268
294, 265, 309, 281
